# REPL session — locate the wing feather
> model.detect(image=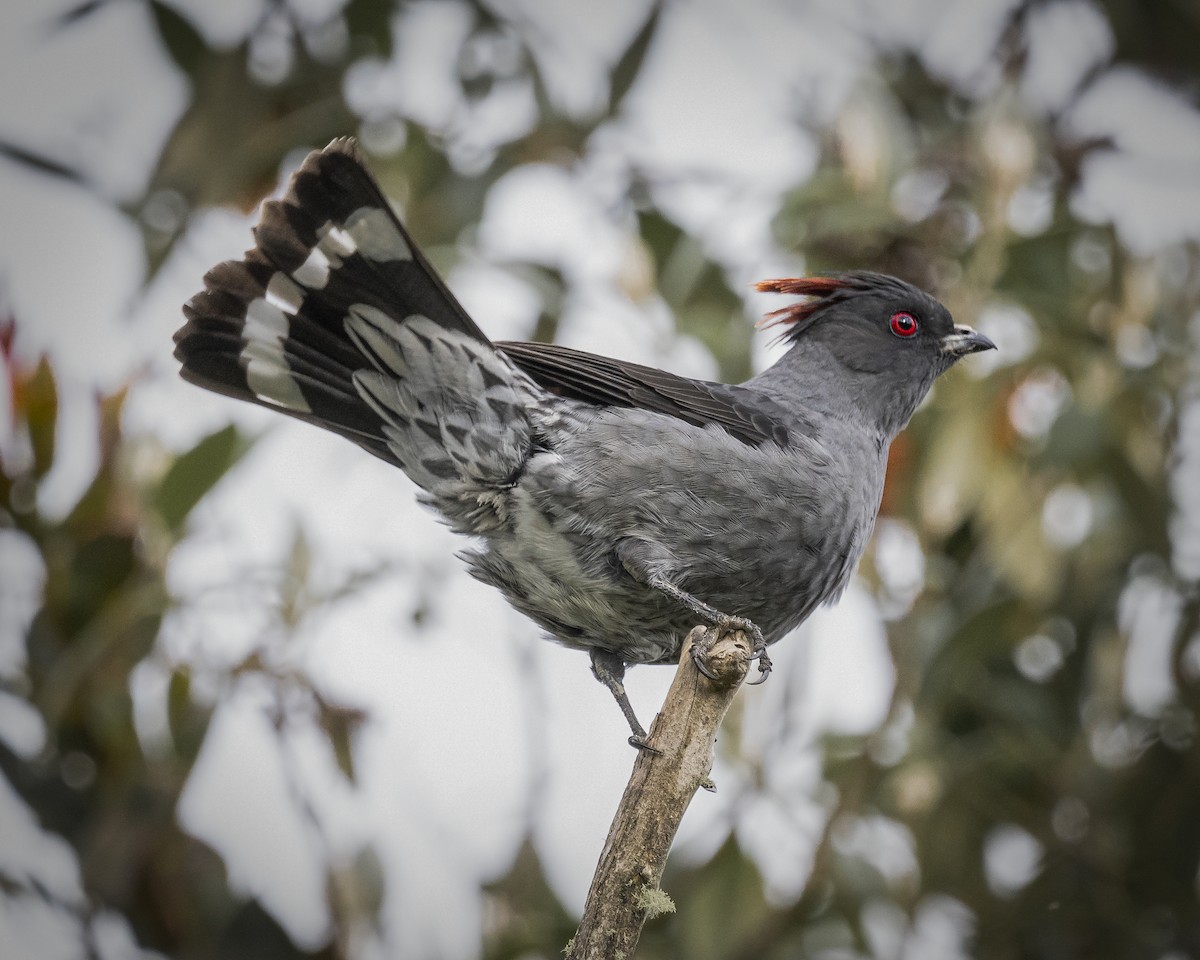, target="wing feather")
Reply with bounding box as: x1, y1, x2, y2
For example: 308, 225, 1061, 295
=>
498, 340, 790, 447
